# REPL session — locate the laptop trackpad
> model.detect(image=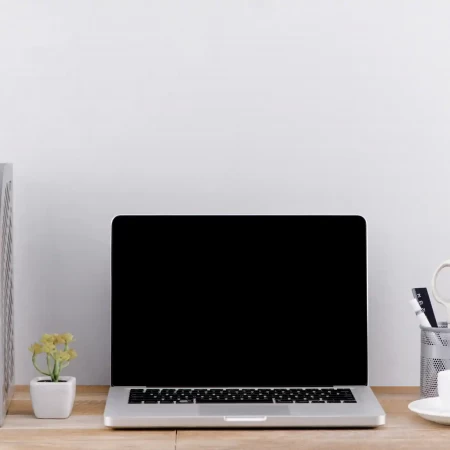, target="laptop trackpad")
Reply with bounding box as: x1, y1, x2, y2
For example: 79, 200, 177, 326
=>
199, 405, 290, 416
